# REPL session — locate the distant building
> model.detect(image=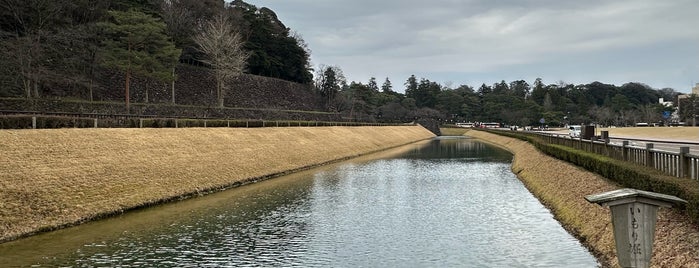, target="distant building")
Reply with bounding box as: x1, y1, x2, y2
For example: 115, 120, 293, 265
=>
659, 98, 673, 107
677, 83, 699, 104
